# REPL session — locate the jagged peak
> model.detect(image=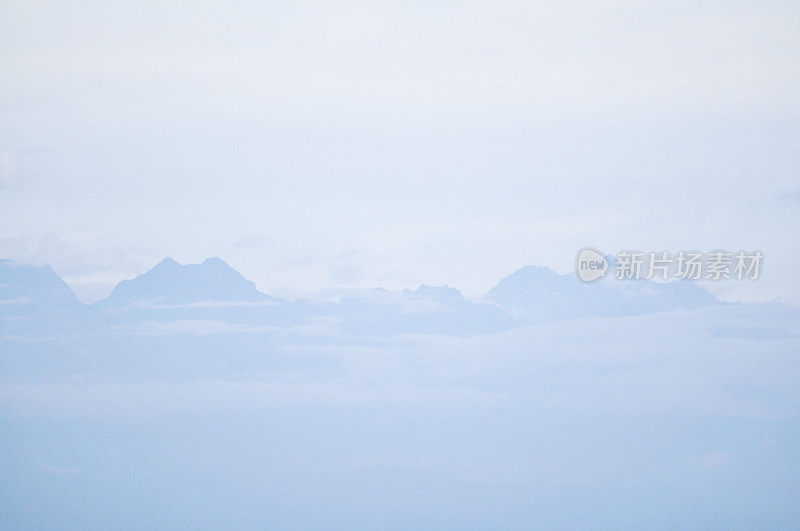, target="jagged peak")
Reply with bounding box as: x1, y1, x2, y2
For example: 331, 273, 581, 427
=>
97, 256, 269, 306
